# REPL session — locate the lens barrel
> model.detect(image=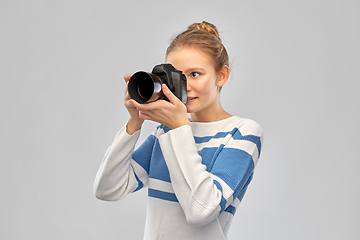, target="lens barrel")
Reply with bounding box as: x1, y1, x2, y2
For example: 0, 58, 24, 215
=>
128, 71, 164, 103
